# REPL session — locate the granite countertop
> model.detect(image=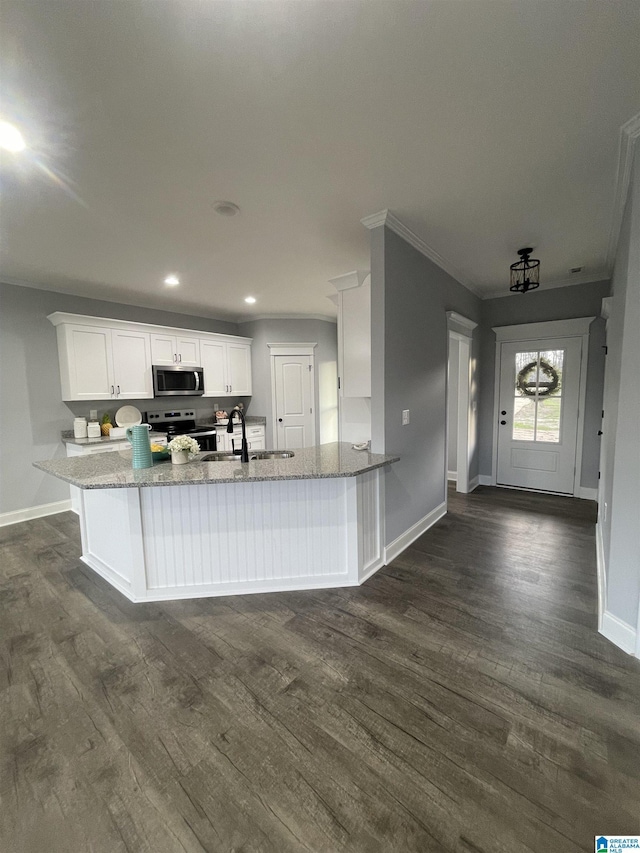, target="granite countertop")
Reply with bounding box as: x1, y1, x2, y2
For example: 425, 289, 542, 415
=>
34, 443, 399, 489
